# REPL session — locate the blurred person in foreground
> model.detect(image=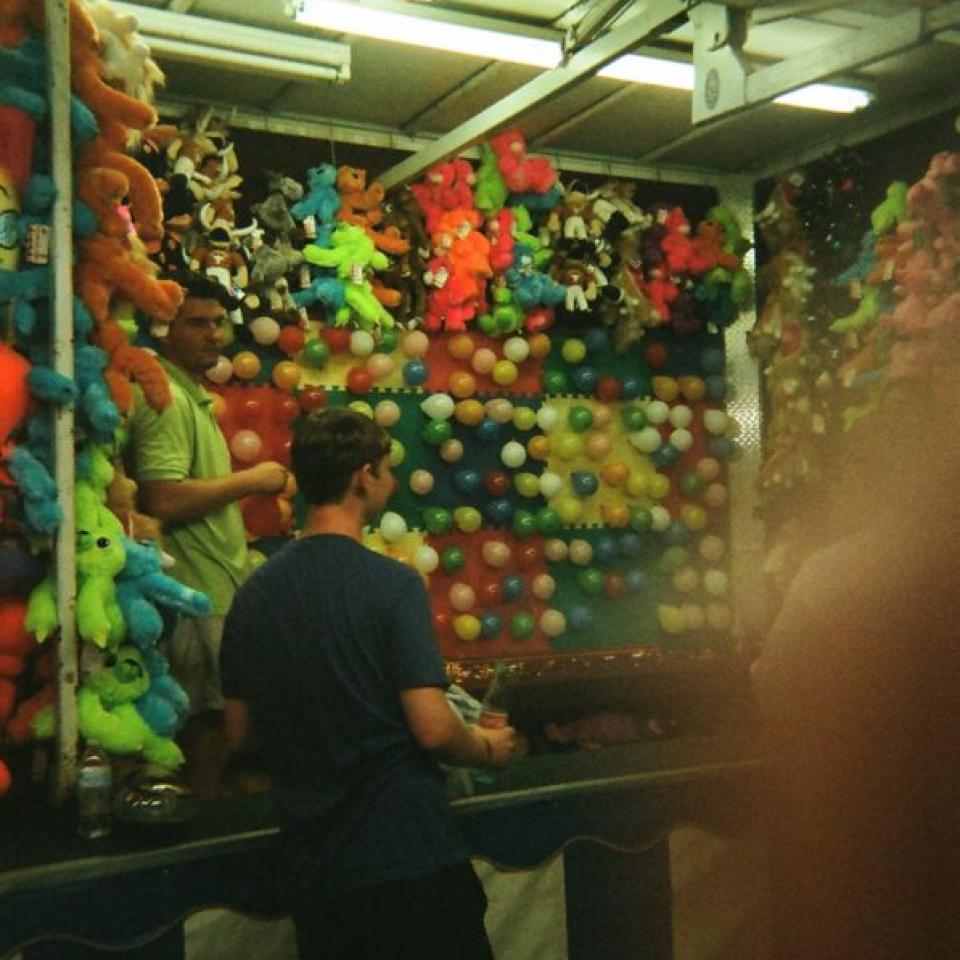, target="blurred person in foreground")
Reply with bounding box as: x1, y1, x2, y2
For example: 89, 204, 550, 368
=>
219, 408, 517, 960
752, 353, 960, 959
125, 272, 288, 797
